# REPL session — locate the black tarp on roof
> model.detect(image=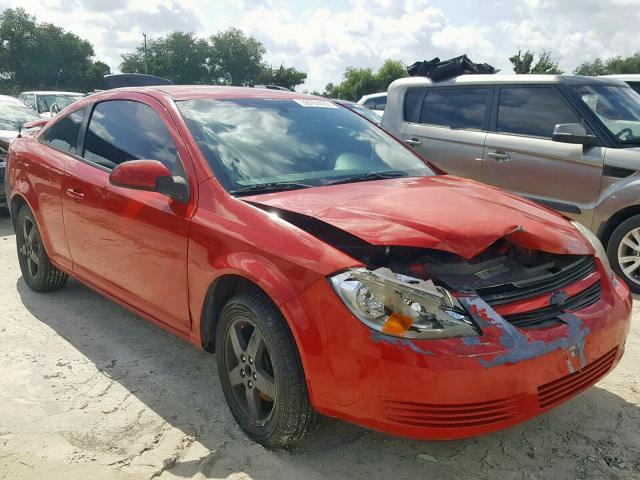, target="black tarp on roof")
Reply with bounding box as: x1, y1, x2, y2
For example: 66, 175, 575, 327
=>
407, 55, 498, 82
